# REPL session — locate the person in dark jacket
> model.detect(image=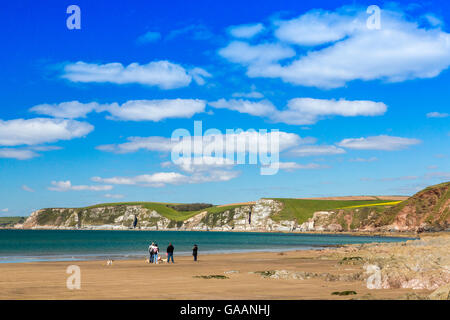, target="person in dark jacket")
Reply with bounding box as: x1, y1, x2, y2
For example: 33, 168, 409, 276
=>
166, 243, 175, 263
192, 244, 198, 262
